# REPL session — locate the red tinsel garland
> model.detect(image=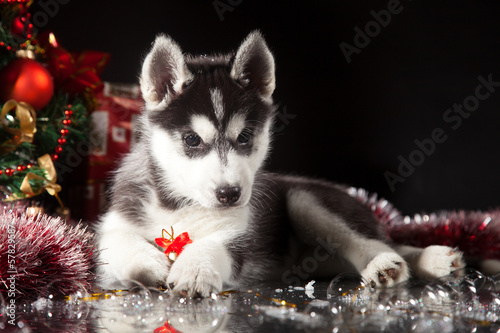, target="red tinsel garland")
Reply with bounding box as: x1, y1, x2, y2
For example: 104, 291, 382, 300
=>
388, 210, 500, 260
347, 187, 500, 260
0, 208, 97, 300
